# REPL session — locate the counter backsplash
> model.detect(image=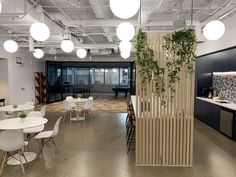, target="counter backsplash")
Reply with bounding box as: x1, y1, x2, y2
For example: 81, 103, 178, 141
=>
212, 72, 236, 102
